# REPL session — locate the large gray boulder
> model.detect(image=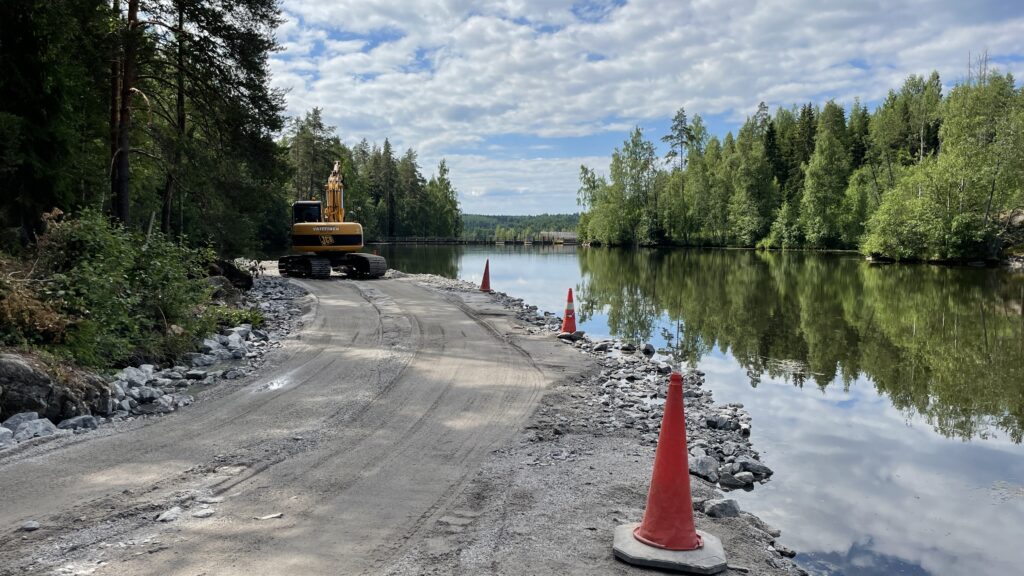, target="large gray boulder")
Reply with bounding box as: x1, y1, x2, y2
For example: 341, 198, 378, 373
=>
207, 276, 241, 304
200, 338, 224, 354
118, 367, 150, 388
0, 355, 53, 417
0, 427, 14, 449
134, 396, 174, 415
689, 455, 720, 483
58, 415, 98, 431
2, 411, 38, 431
704, 498, 741, 518
0, 354, 114, 422
718, 469, 747, 489
135, 386, 163, 403
225, 332, 245, 351
227, 324, 252, 340
734, 455, 773, 479
13, 418, 58, 442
